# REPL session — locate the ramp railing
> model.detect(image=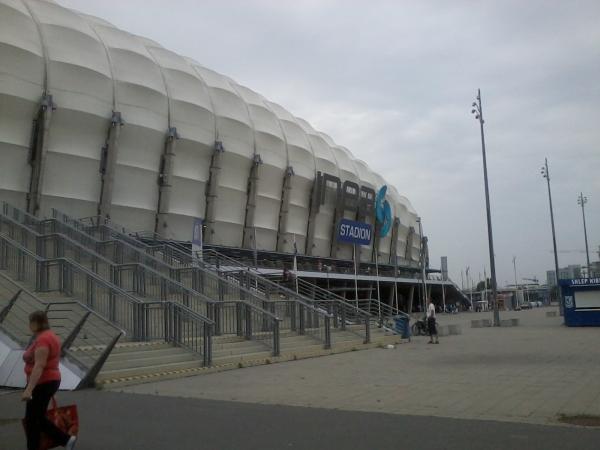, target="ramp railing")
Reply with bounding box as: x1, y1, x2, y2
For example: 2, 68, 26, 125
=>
3, 204, 281, 355
0, 234, 214, 364
0, 270, 124, 388
50, 208, 329, 350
